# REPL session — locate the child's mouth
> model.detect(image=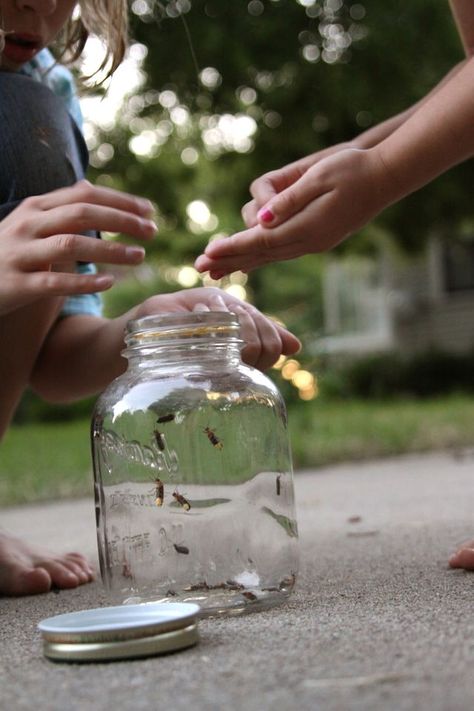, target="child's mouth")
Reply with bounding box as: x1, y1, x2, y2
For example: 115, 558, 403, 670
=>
2, 33, 42, 65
